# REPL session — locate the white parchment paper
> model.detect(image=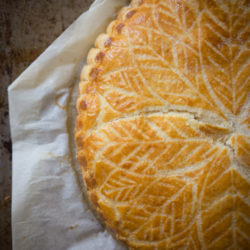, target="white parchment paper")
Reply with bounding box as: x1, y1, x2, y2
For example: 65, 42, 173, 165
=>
8, 0, 129, 249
